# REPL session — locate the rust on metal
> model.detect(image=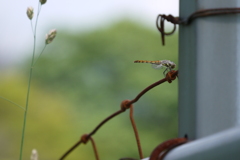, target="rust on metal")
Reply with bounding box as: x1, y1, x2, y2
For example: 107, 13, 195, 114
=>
149, 136, 188, 160
157, 8, 240, 45
59, 70, 178, 160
